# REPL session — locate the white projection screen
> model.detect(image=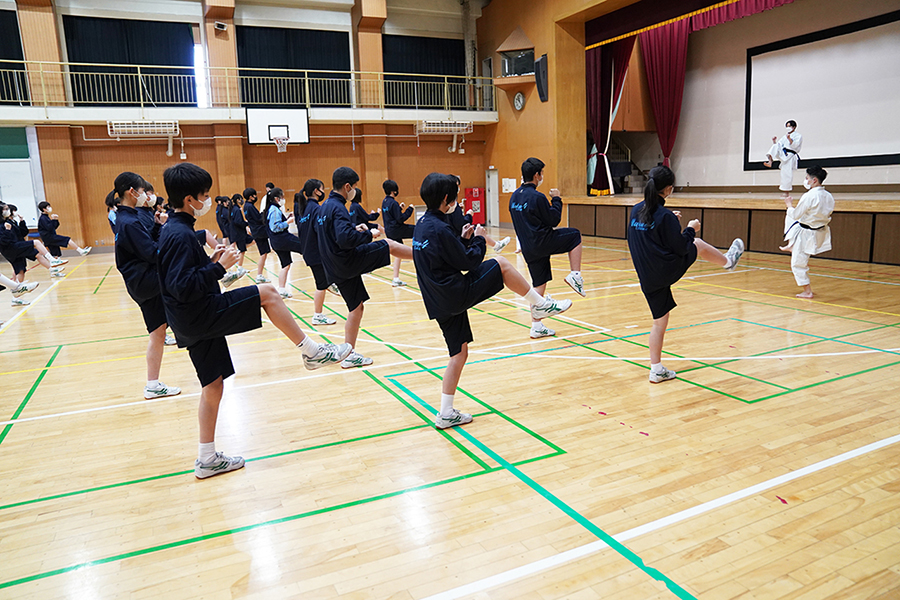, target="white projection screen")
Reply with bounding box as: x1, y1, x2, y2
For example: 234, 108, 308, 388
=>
744, 10, 900, 170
